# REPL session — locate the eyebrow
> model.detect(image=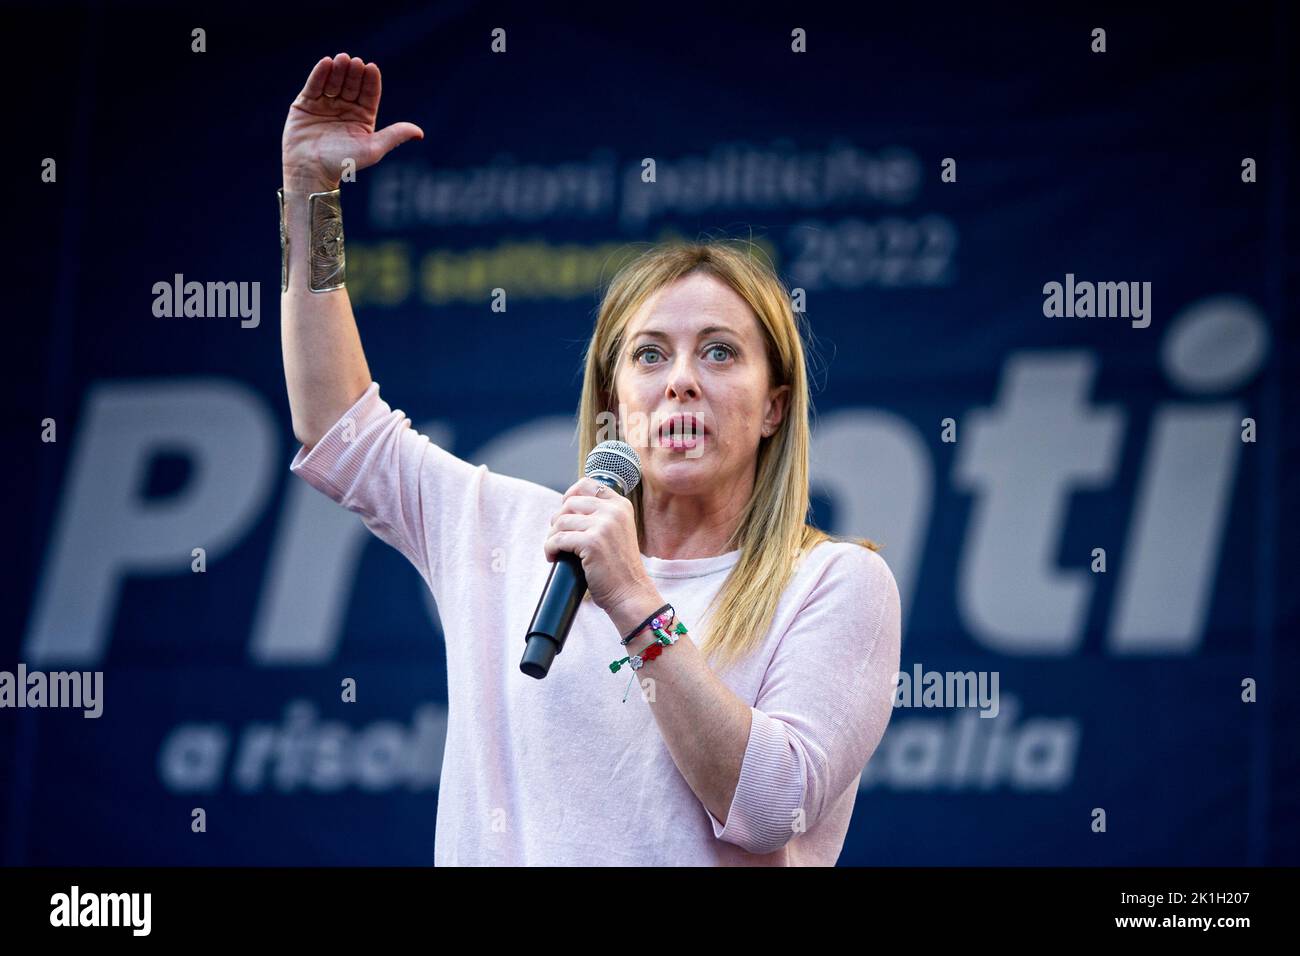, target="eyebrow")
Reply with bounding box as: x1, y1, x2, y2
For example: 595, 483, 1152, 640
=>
634, 325, 739, 341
